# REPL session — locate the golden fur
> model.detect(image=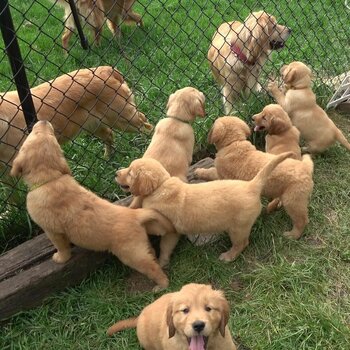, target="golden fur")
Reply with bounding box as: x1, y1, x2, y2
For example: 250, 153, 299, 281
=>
194, 117, 314, 239
107, 283, 237, 350
123, 87, 206, 209
253, 104, 301, 159
0, 66, 150, 184
268, 61, 350, 153
56, 0, 143, 51
208, 11, 291, 114
116, 152, 292, 265
10, 121, 173, 290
